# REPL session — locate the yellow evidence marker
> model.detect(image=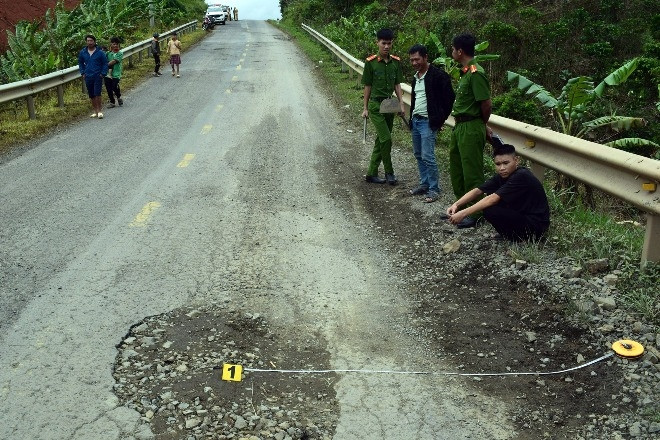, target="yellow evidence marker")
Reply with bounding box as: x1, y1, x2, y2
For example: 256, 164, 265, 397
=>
222, 364, 243, 382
